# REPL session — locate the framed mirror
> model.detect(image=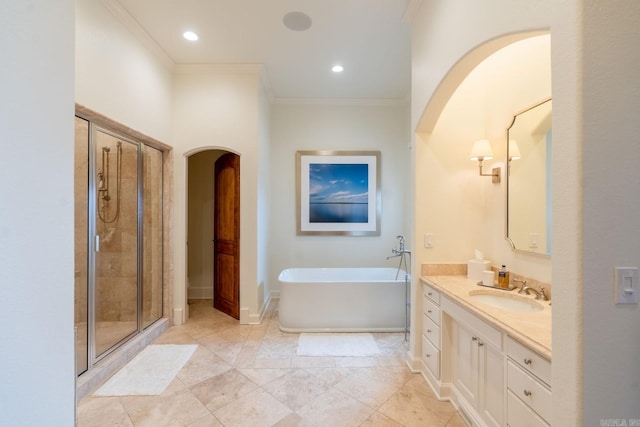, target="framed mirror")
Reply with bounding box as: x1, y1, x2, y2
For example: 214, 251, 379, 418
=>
506, 98, 552, 255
